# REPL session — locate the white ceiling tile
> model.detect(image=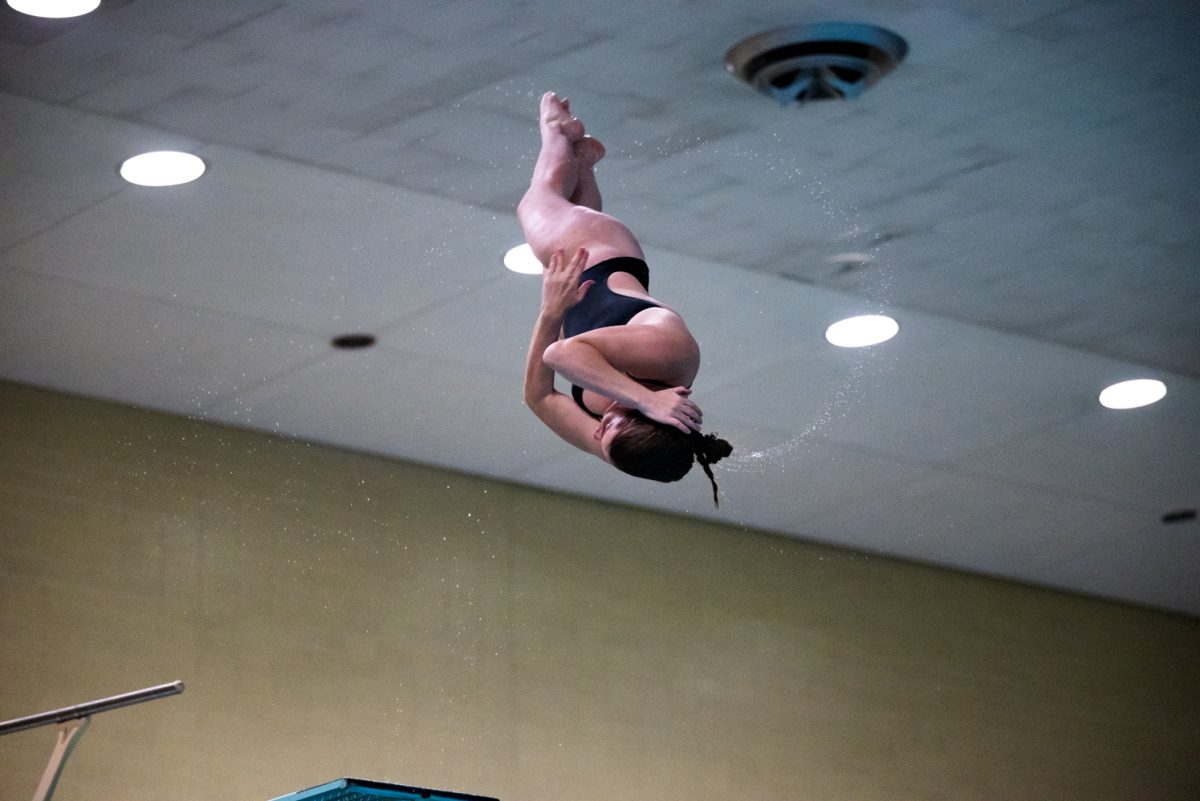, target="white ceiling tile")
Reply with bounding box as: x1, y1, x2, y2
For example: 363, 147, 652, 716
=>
962, 379, 1200, 511
0, 95, 202, 252
0, 268, 327, 413
707, 434, 939, 533
705, 309, 1131, 465
1046, 522, 1200, 617
377, 272, 535, 376
201, 345, 556, 481
802, 467, 1155, 593
5, 142, 517, 333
